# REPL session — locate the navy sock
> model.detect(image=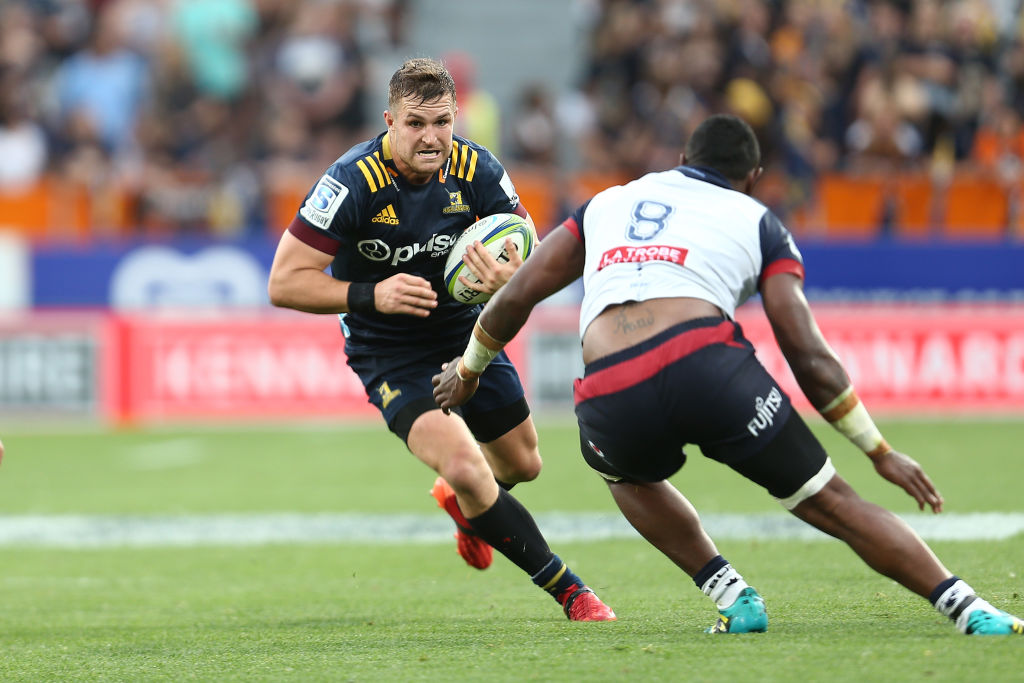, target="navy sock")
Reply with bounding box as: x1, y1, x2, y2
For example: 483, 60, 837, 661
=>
928, 576, 960, 606
693, 555, 729, 588
466, 488, 552, 575
532, 555, 584, 601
